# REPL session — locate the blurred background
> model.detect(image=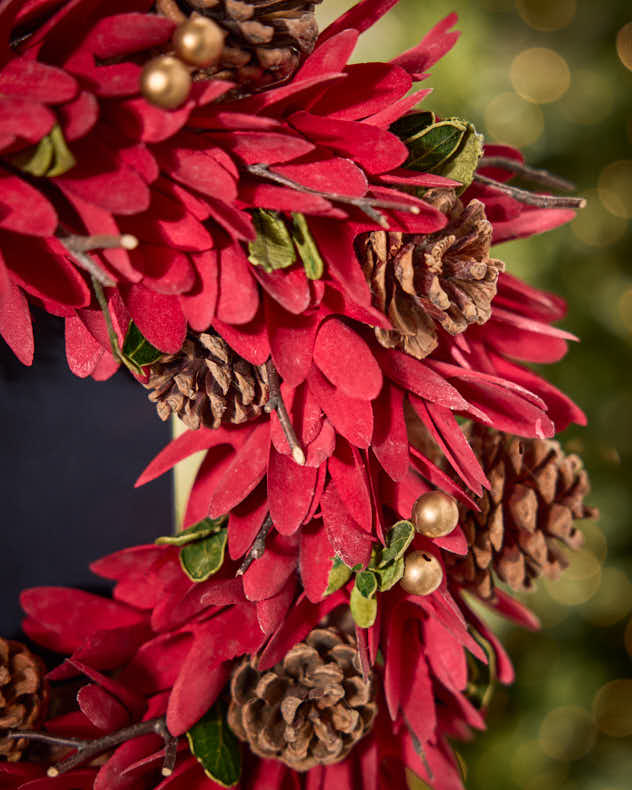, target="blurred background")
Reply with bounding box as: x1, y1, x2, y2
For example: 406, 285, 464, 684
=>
315, 1, 632, 789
